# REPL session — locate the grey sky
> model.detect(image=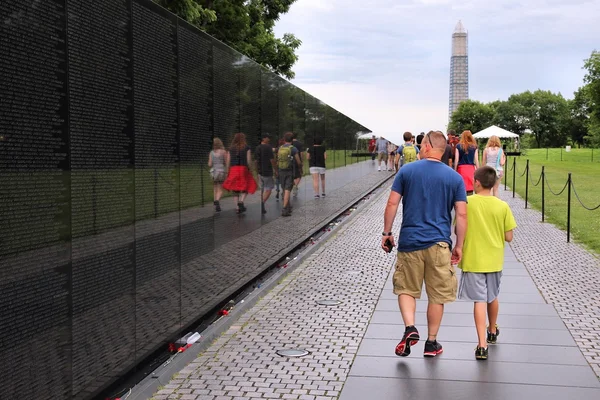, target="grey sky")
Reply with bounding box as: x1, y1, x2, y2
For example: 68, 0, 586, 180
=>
274, 0, 600, 136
